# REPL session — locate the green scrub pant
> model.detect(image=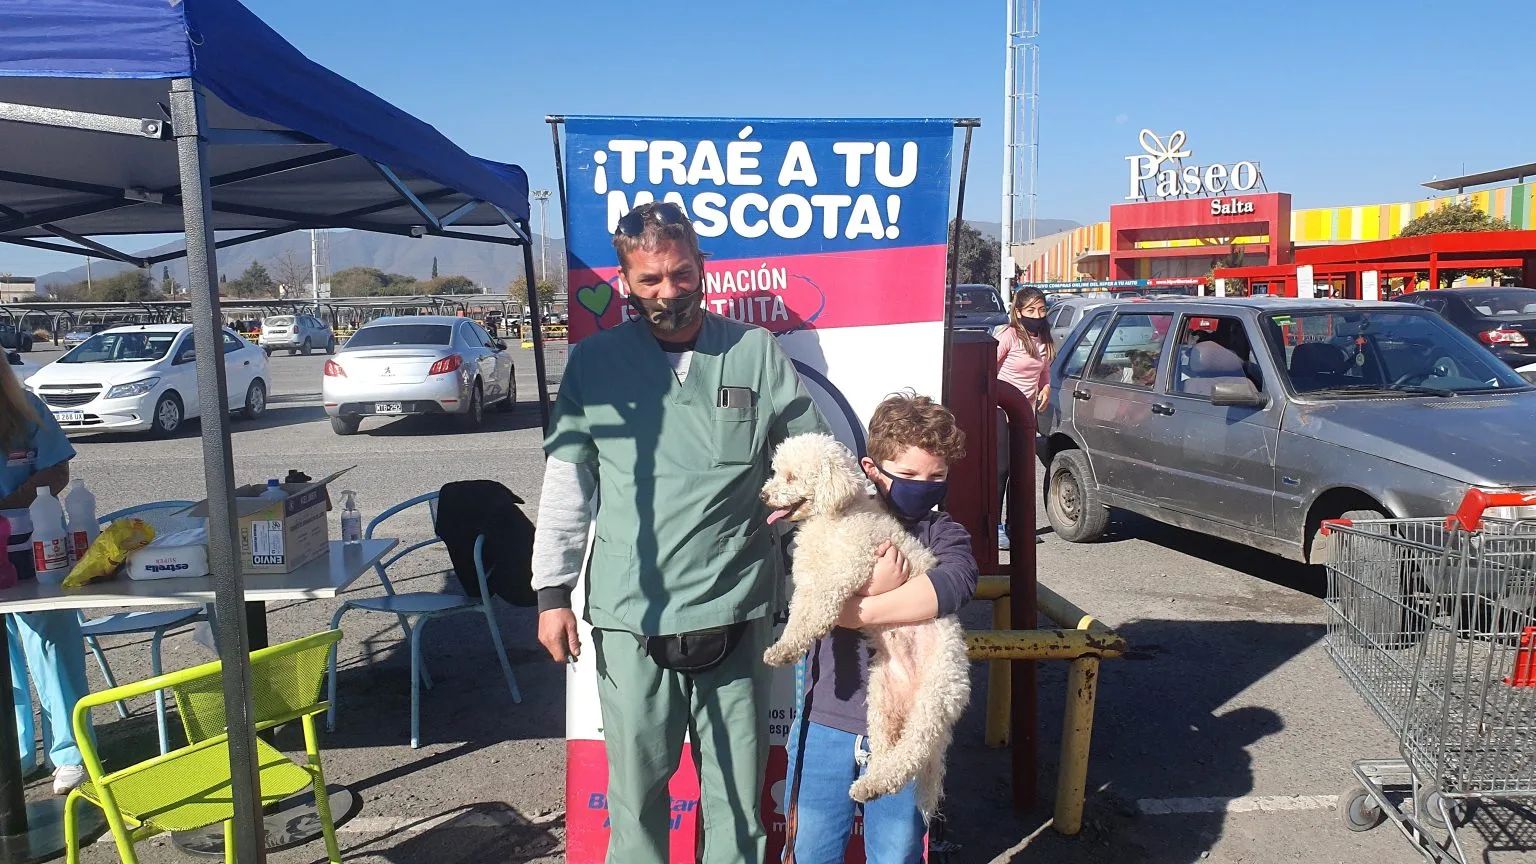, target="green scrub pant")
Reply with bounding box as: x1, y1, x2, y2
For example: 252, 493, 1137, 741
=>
594, 617, 771, 864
